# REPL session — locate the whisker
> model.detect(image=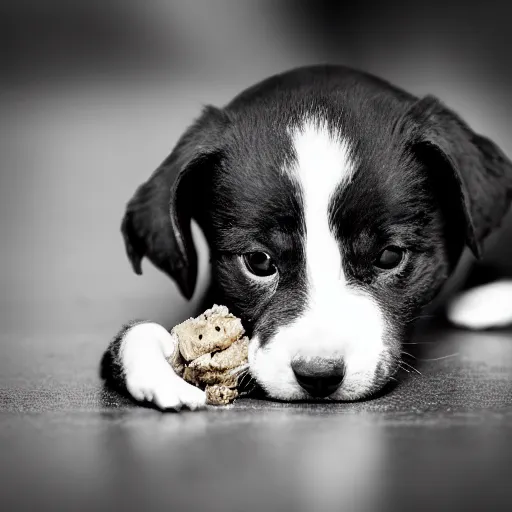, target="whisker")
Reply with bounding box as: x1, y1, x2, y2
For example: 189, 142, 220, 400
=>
229, 363, 250, 376
400, 360, 422, 375
237, 372, 249, 389
239, 378, 258, 396
235, 368, 258, 396
242, 373, 254, 388
400, 350, 416, 359
406, 314, 437, 324
417, 353, 459, 362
